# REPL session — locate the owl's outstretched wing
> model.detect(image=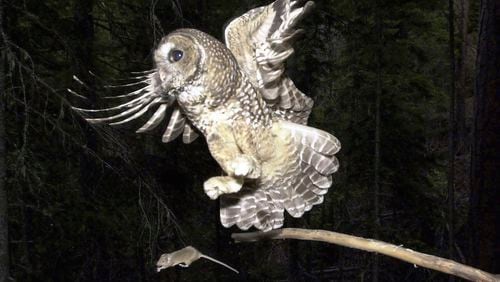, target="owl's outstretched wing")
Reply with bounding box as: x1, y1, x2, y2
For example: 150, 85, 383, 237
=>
224, 0, 314, 124
70, 71, 199, 144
